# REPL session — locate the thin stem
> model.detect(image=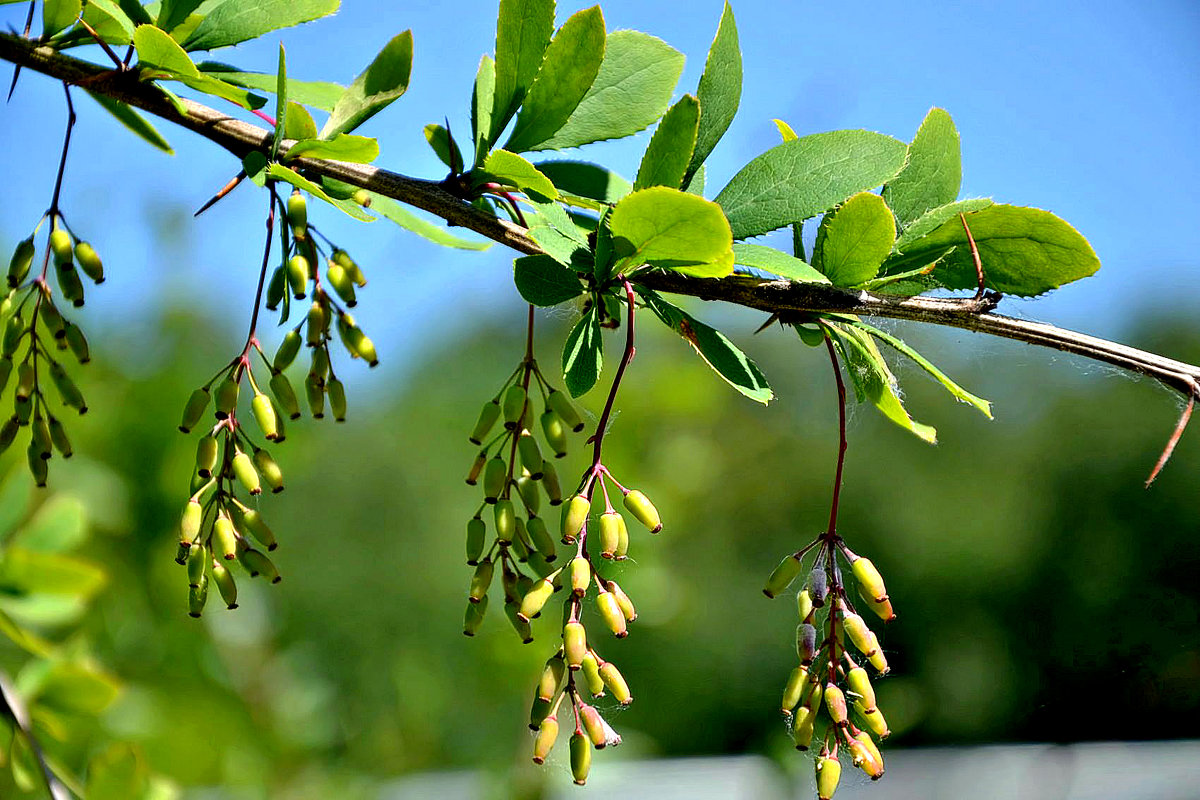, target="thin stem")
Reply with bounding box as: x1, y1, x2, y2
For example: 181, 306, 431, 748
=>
47, 82, 76, 219
822, 332, 848, 538
237, 190, 276, 372
589, 279, 637, 471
